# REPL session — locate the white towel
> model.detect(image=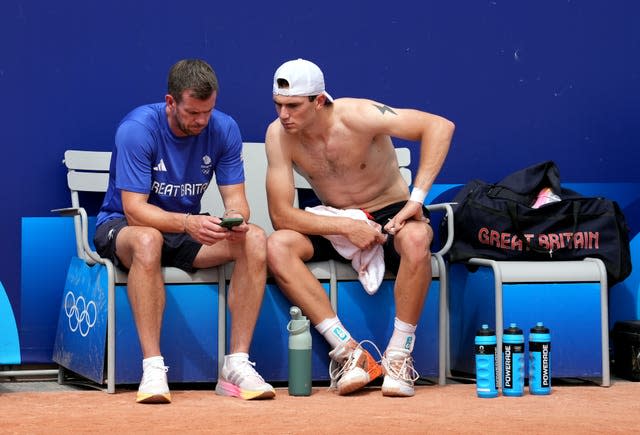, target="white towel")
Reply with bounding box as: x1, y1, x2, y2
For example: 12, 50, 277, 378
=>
305, 205, 386, 295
